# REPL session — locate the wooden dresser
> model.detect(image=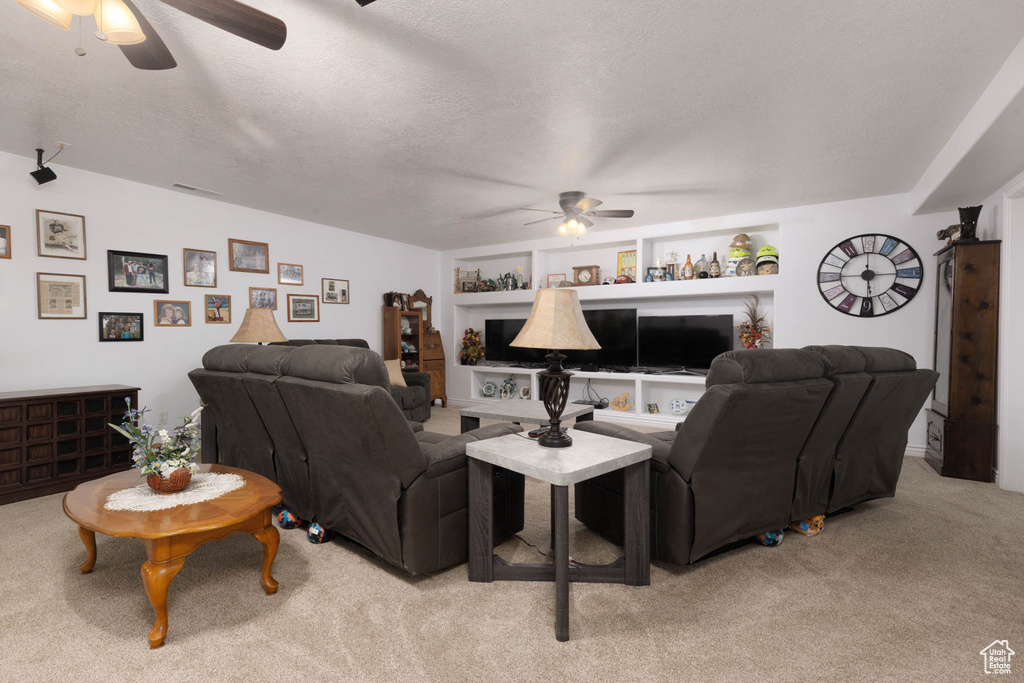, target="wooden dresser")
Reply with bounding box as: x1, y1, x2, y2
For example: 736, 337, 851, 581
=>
926, 241, 1000, 481
0, 385, 140, 505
